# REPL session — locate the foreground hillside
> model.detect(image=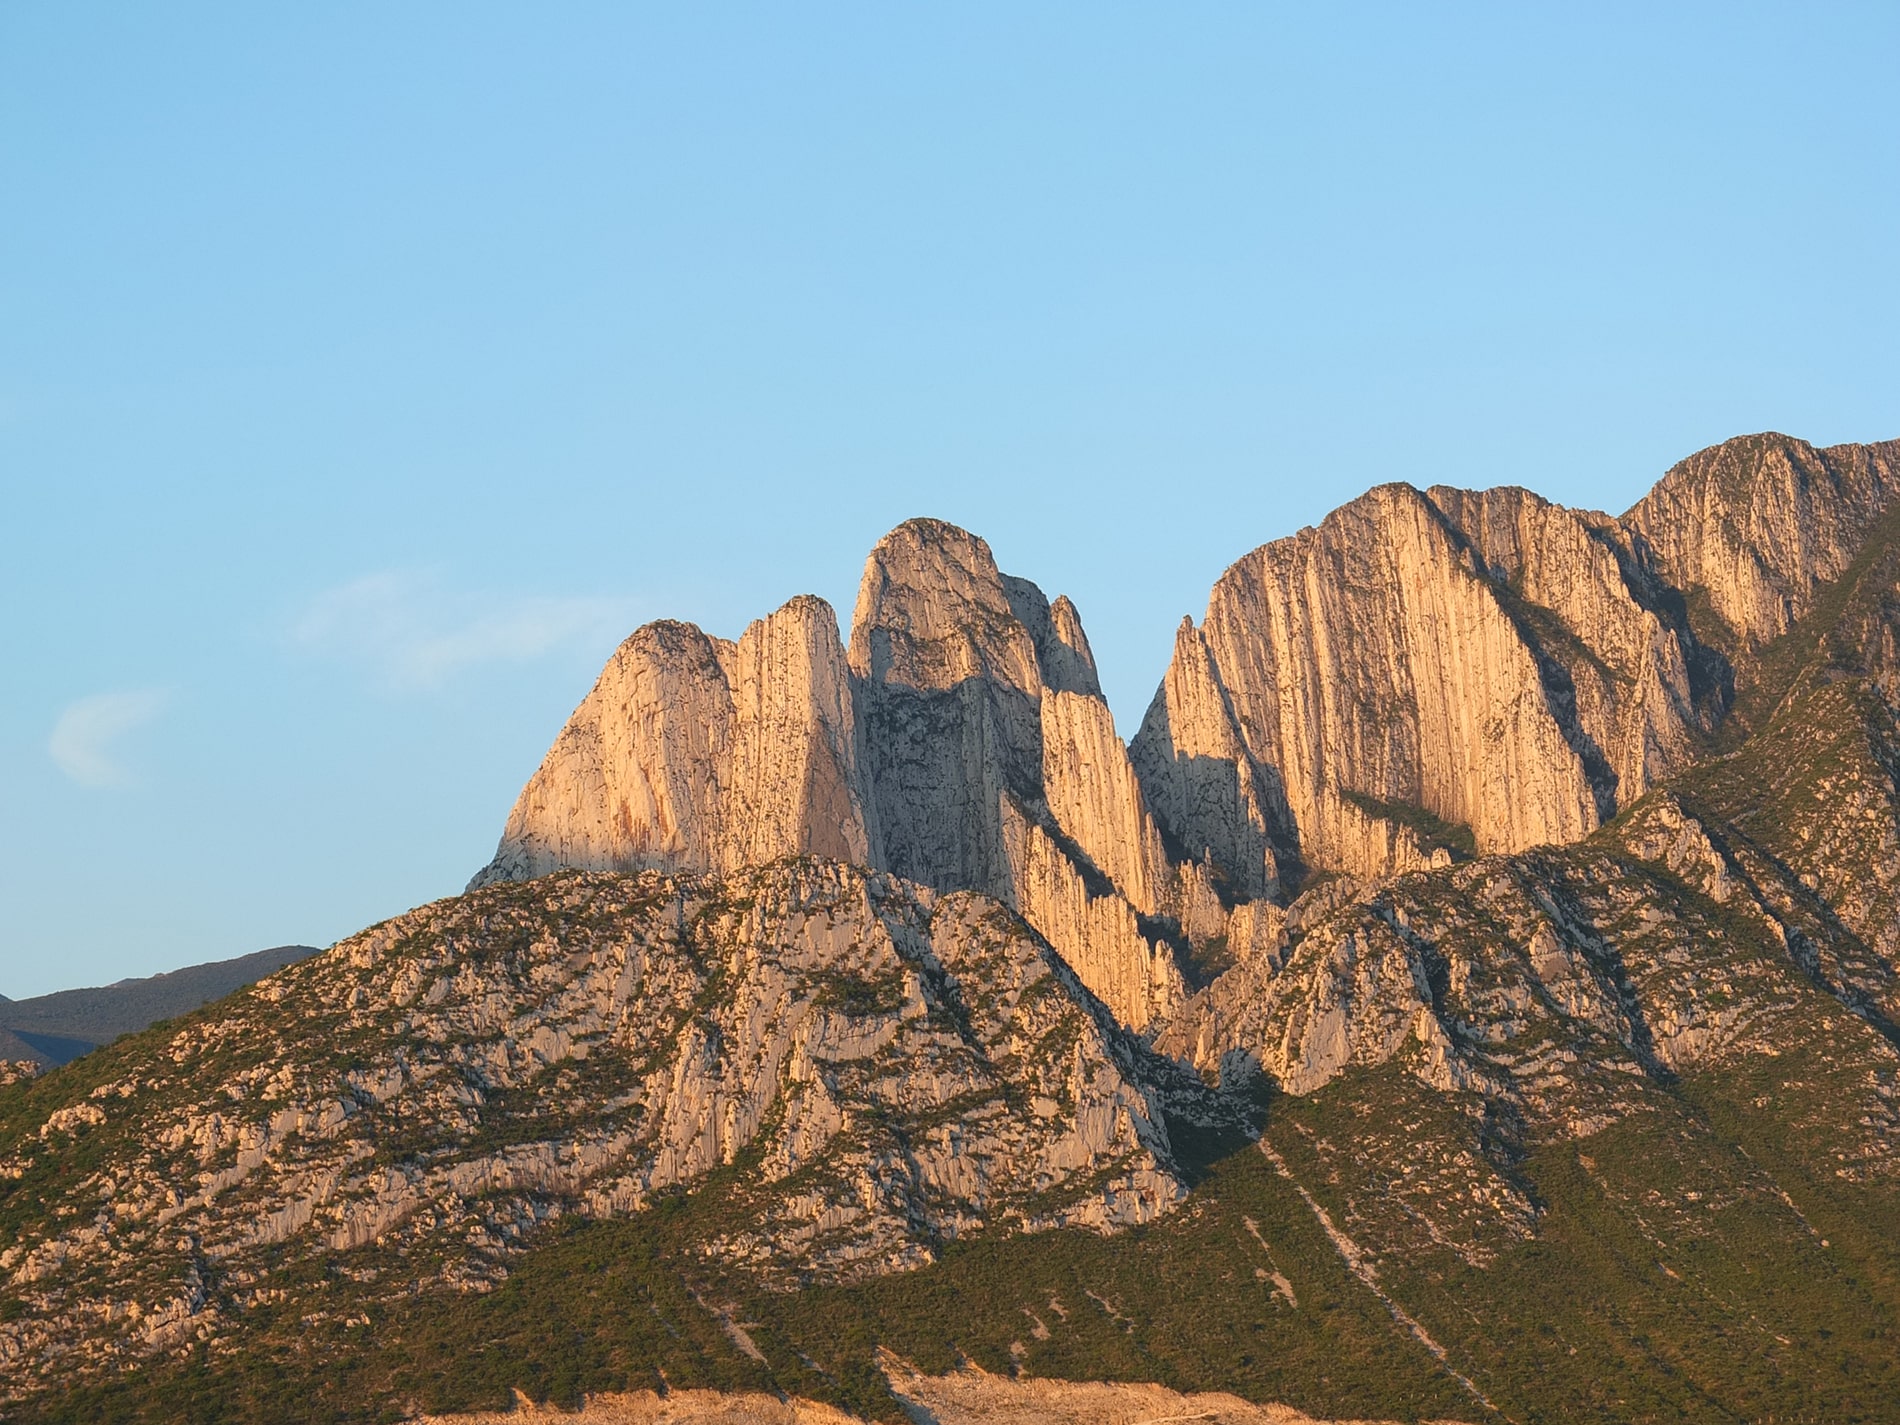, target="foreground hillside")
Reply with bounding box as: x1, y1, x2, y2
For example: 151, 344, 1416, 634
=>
6, 430, 1900, 1422
7, 783, 1898, 1420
